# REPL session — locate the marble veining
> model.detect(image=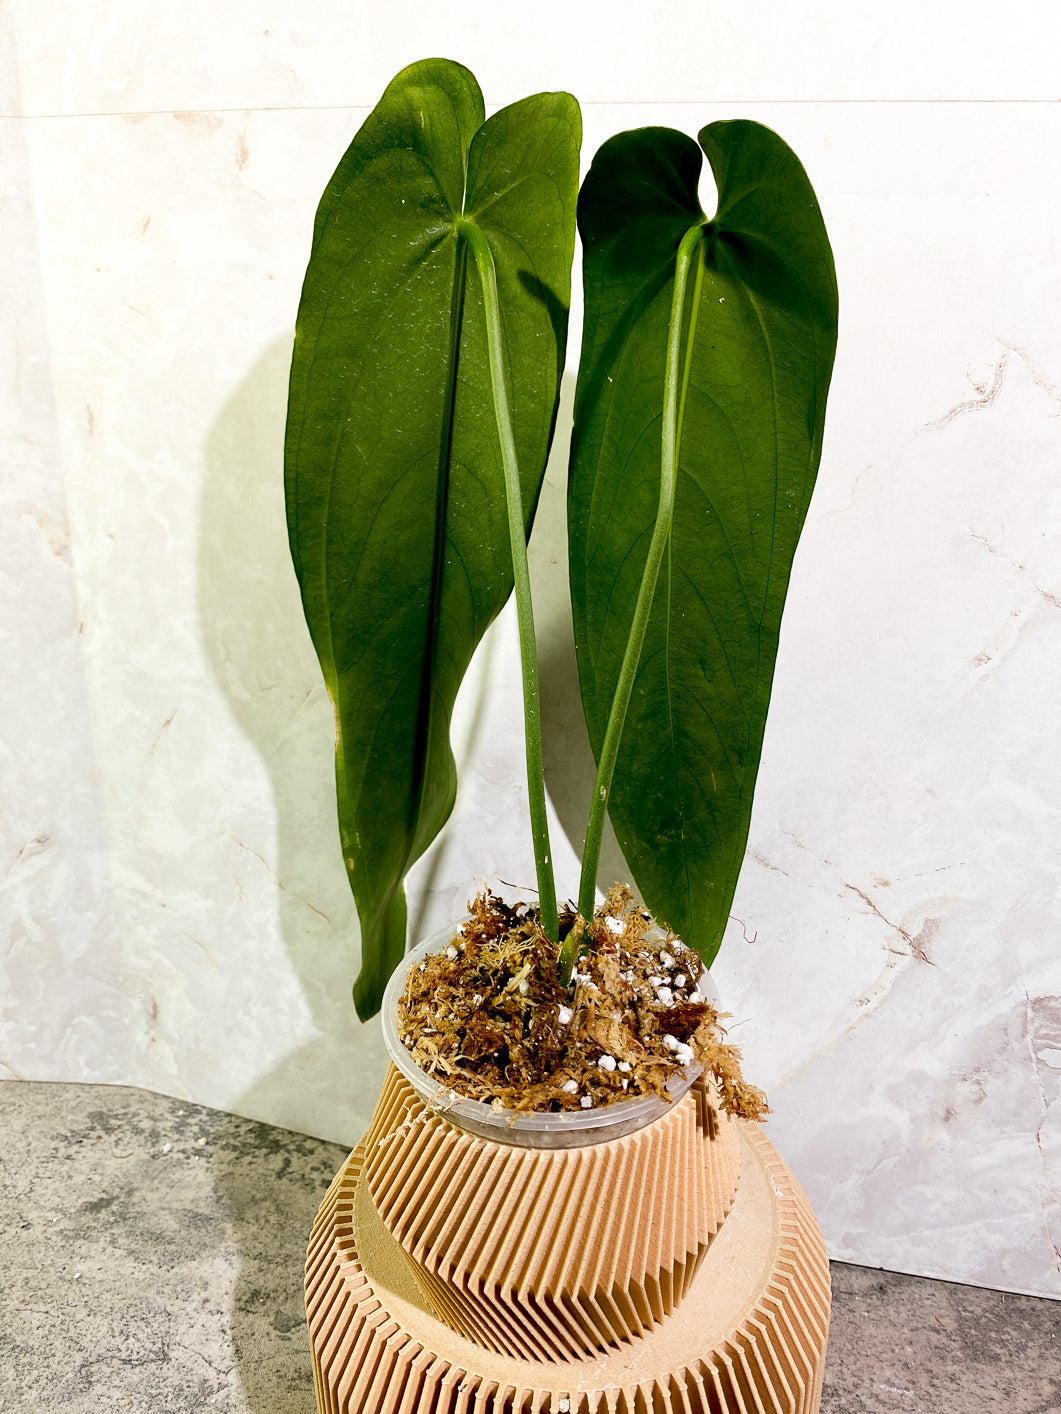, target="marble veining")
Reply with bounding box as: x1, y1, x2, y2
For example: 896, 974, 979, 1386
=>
1, 8, 1059, 1297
